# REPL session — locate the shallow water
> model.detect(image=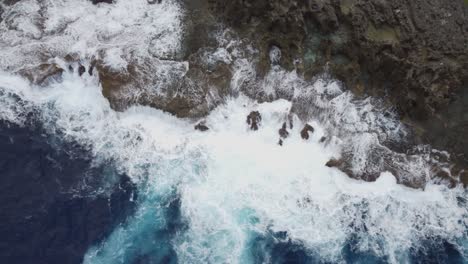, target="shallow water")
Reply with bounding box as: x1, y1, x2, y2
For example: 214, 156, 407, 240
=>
0, 1, 467, 263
